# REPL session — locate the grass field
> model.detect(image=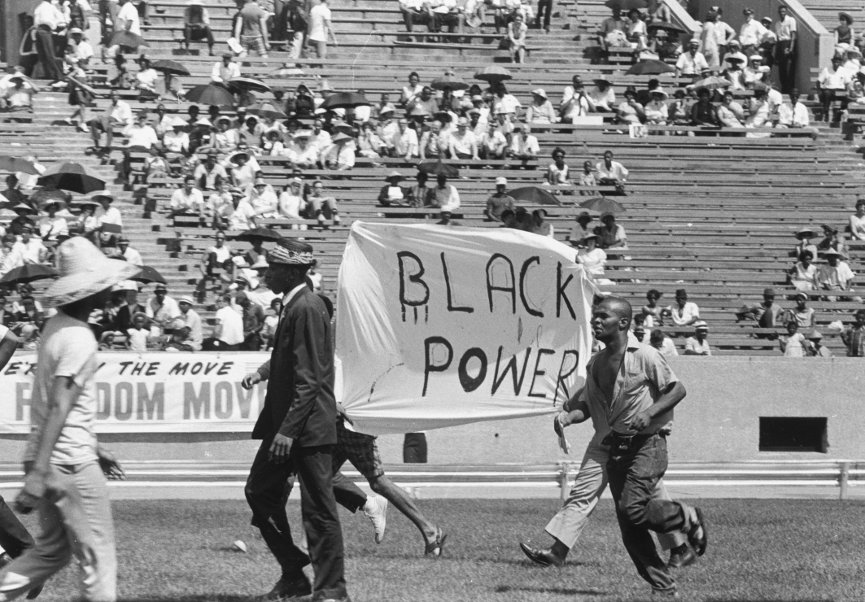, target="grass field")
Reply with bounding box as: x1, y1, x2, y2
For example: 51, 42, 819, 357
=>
14, 497, 865, 601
